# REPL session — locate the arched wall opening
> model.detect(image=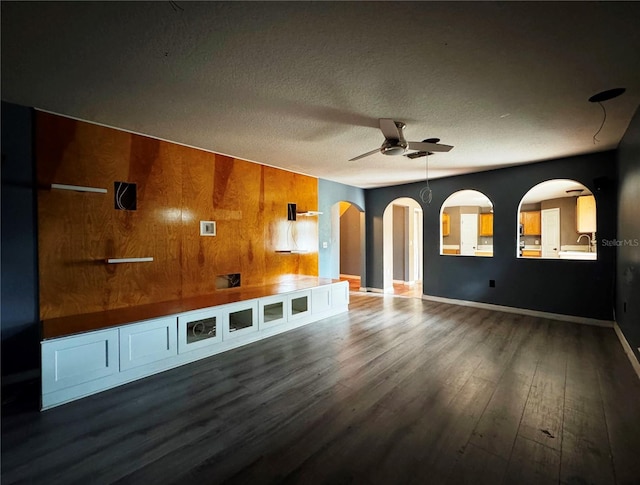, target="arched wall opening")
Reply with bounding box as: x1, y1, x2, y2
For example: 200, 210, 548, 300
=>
331, 200, 365, 290
382, 197, 423, 296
